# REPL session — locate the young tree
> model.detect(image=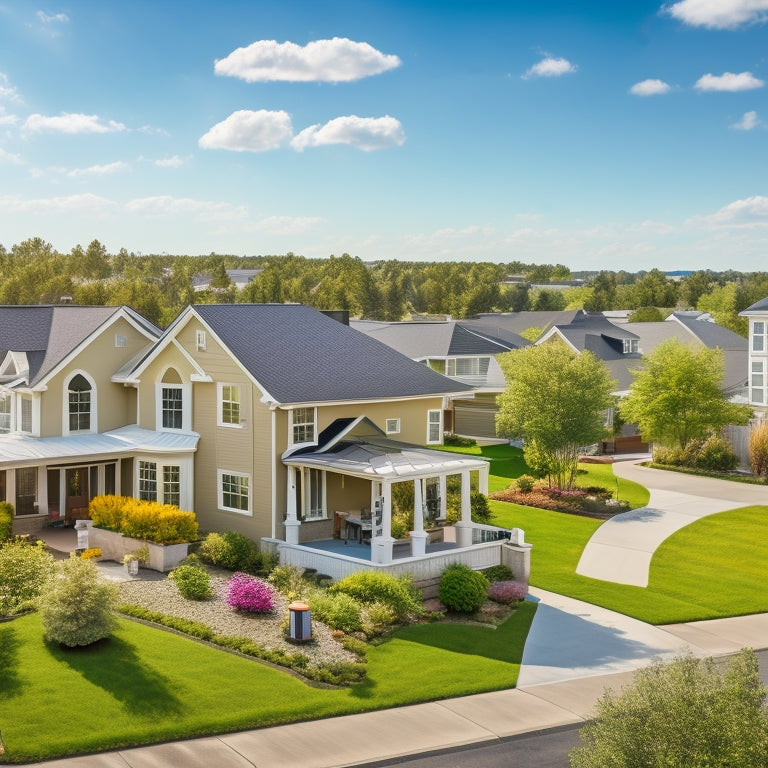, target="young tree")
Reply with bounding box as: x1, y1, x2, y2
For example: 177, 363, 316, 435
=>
496, 341, 615, 489
620, 338, 752, 449
570, 650, 768, 768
